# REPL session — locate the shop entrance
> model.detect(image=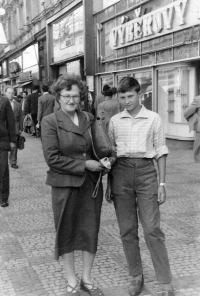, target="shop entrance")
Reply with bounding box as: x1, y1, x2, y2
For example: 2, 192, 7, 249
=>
157, 66, 196, 140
